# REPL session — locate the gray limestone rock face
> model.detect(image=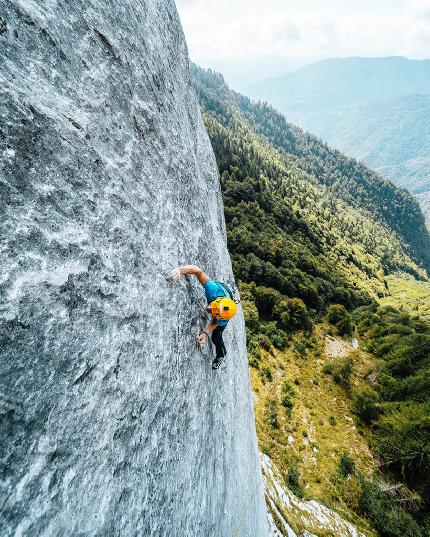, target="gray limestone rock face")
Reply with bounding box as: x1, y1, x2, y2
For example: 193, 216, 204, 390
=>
0, 1, 268, 535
